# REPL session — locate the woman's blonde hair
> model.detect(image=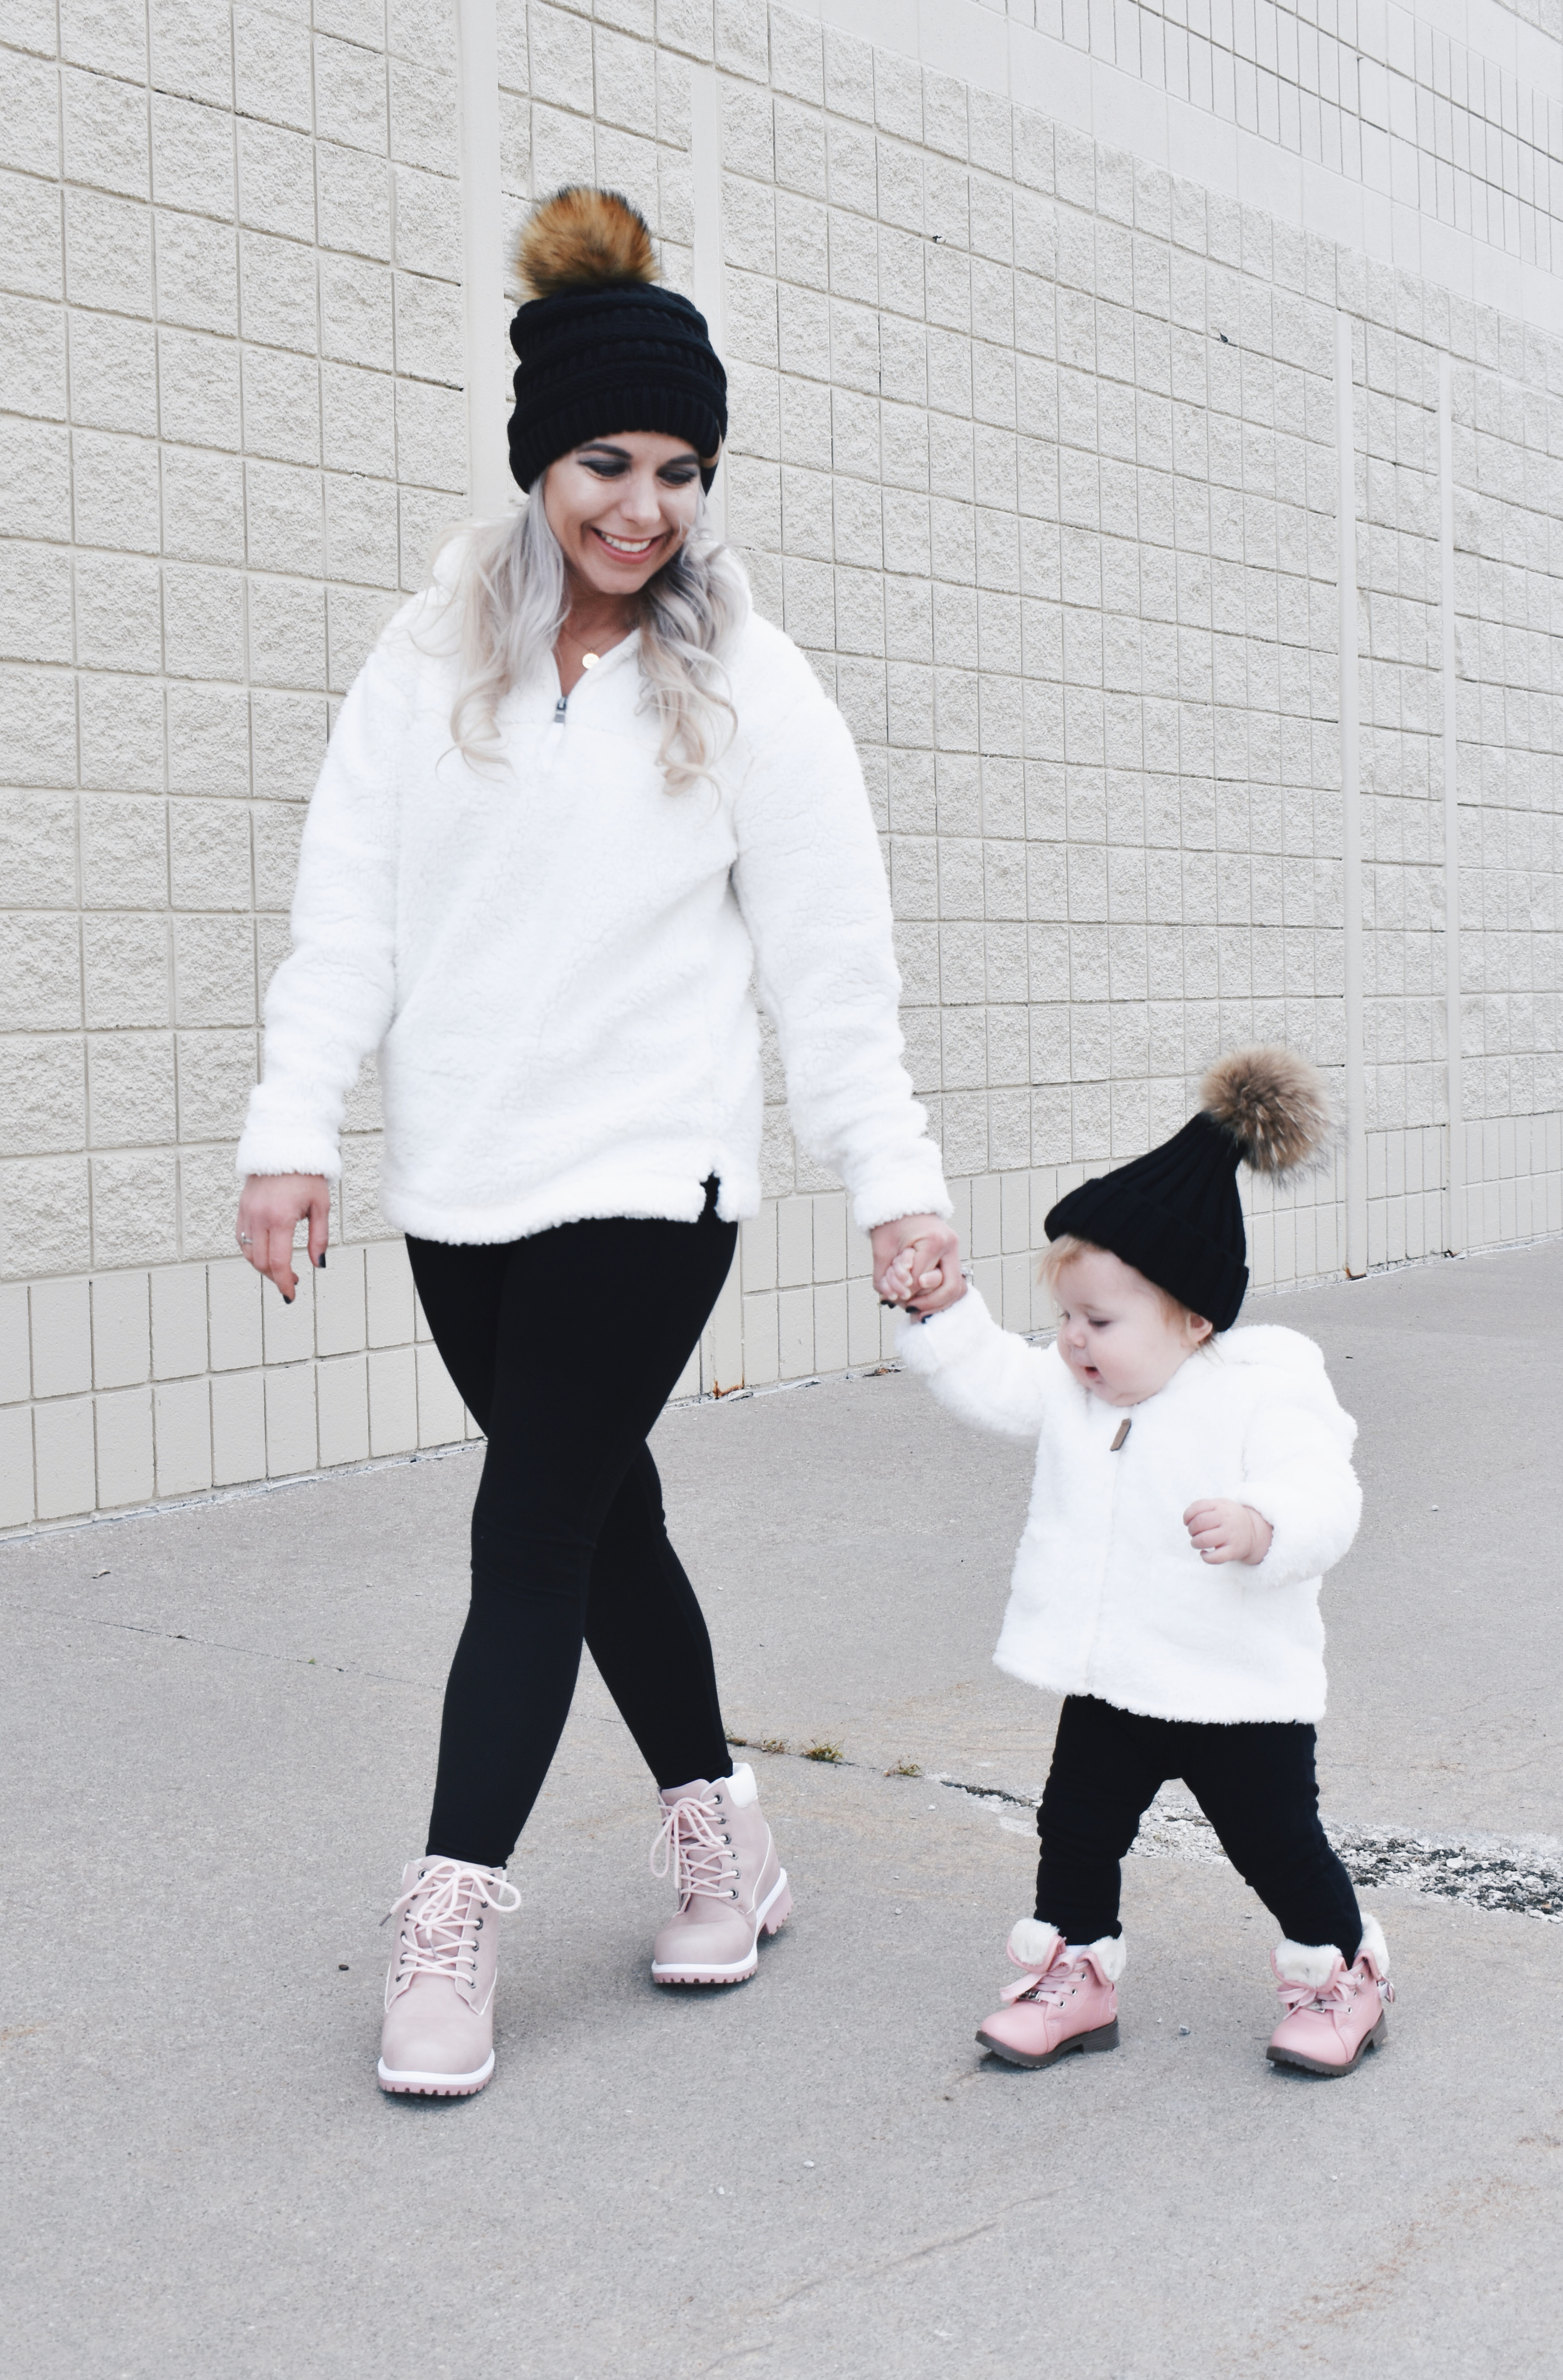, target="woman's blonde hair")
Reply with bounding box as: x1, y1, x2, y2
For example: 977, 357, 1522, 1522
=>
440, 480, 748, 794
1039, 1235, 1216, 1344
